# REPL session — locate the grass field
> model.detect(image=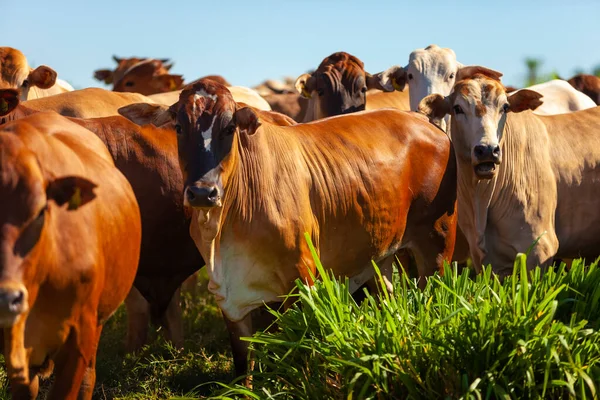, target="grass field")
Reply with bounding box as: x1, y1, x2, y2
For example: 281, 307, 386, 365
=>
2, 251, 600, 399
